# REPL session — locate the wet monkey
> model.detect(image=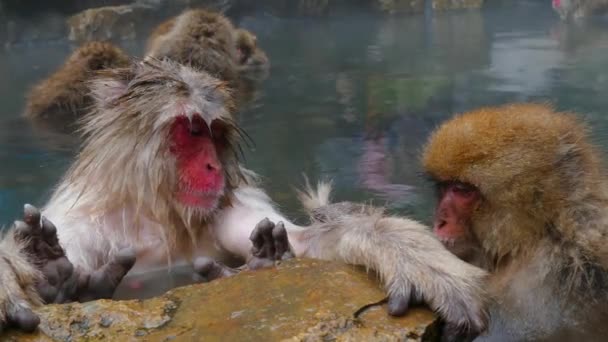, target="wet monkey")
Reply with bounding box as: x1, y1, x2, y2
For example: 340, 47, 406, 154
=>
144, 9, 240, 83
145, 10, 270, 78
23, 41, 130, 133
0, 59, 488, 339
423, 103, 608, 340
